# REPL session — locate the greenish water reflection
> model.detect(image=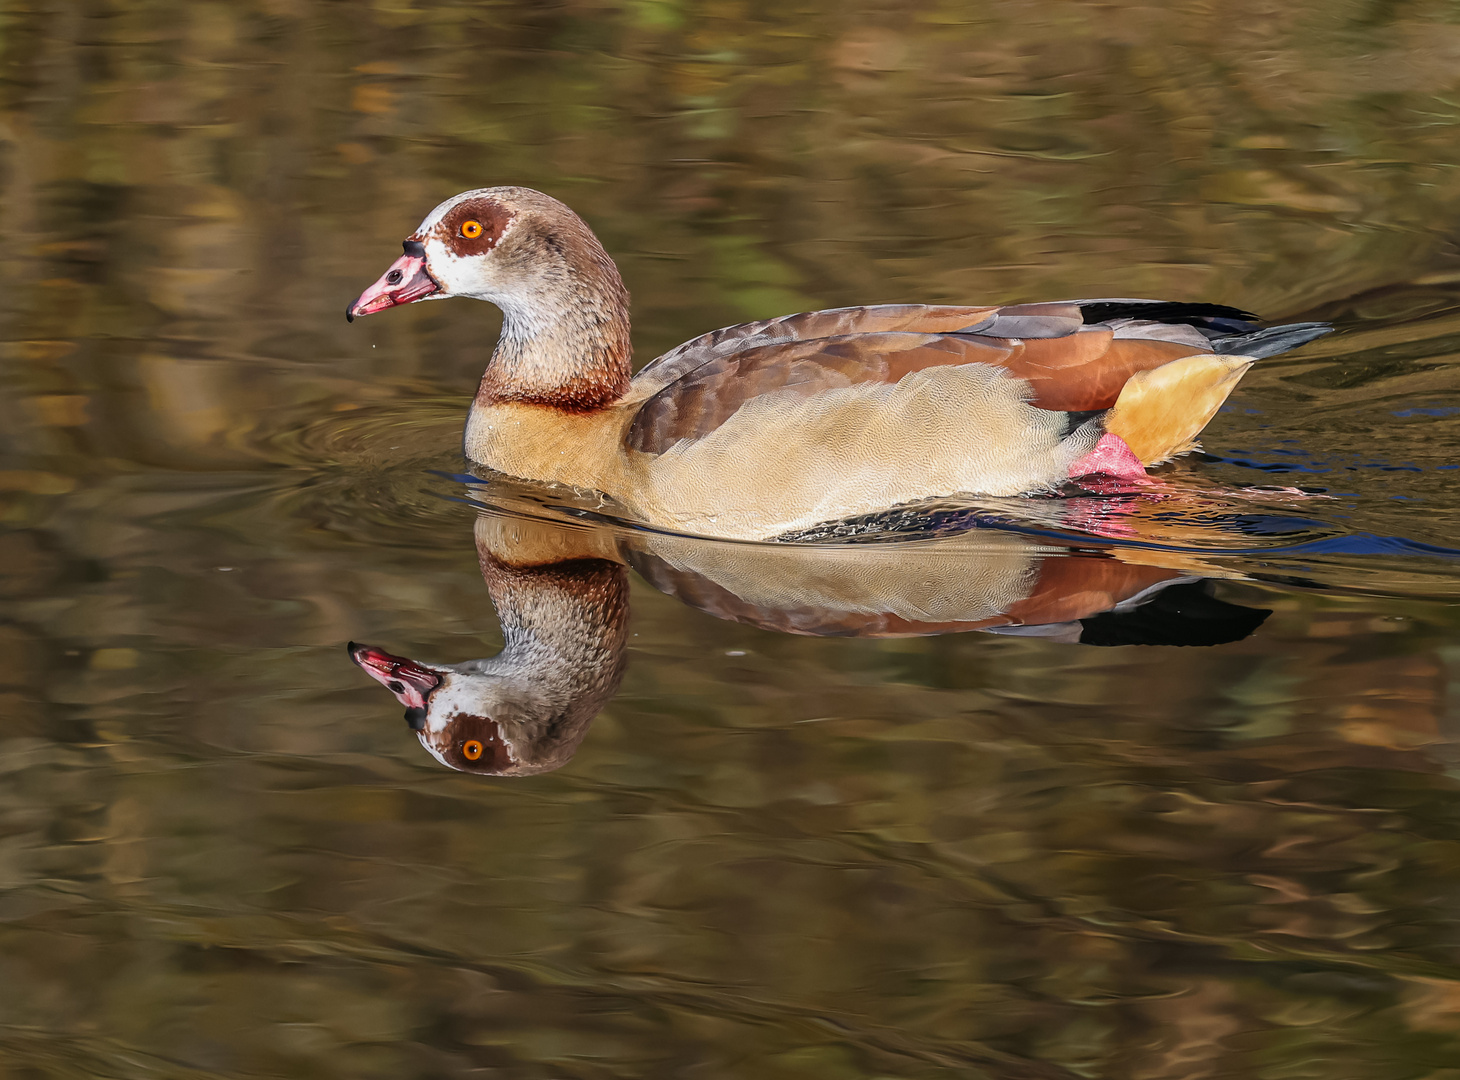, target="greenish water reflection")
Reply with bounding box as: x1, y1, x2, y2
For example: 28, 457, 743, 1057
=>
3, 1, 1460, 1077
